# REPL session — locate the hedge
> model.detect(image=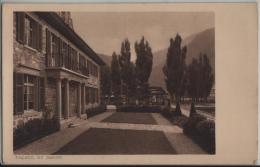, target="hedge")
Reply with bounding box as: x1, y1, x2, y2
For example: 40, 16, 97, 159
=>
183, 113, 215, 154
13, 118, 59, 150
161, 107, 188, 128
86, 105, 106, 118
117, 105, 163, 113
